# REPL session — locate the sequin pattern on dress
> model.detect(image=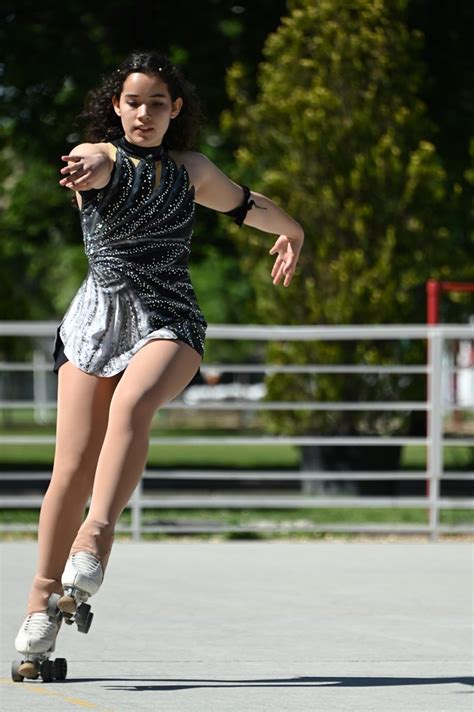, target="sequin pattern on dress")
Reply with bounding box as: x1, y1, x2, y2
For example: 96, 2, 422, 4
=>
59, 145, 207, 376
